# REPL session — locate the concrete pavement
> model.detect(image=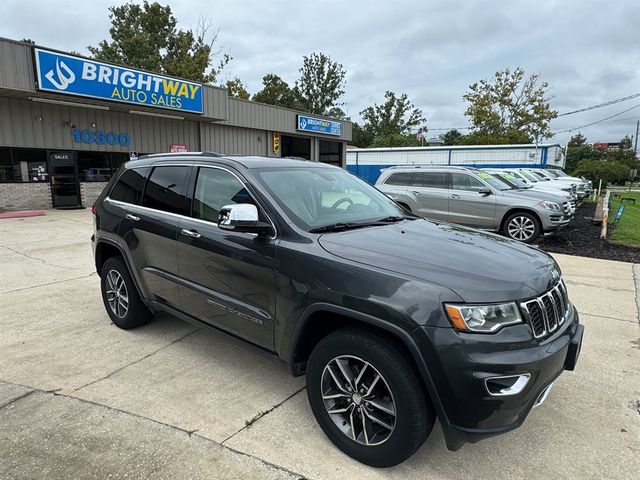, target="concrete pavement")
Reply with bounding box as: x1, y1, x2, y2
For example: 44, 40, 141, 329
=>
0, 209, 638, 479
